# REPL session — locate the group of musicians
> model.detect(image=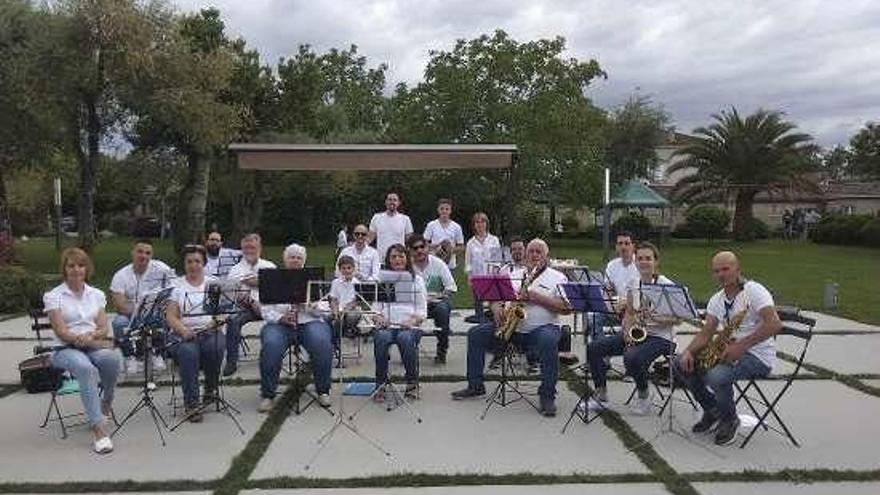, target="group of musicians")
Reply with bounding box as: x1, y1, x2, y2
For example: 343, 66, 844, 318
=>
40, 192, 781, 454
